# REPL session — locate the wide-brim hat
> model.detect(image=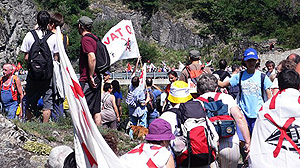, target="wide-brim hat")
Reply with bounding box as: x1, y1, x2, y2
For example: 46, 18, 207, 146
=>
145, 118, 175, 141
168, 81, 193, 104
243, 48, 258, 61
